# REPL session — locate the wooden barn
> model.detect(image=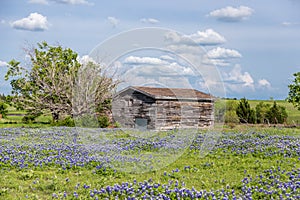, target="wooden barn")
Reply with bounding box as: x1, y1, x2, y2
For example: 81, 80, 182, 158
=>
112, 86, 214, 130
